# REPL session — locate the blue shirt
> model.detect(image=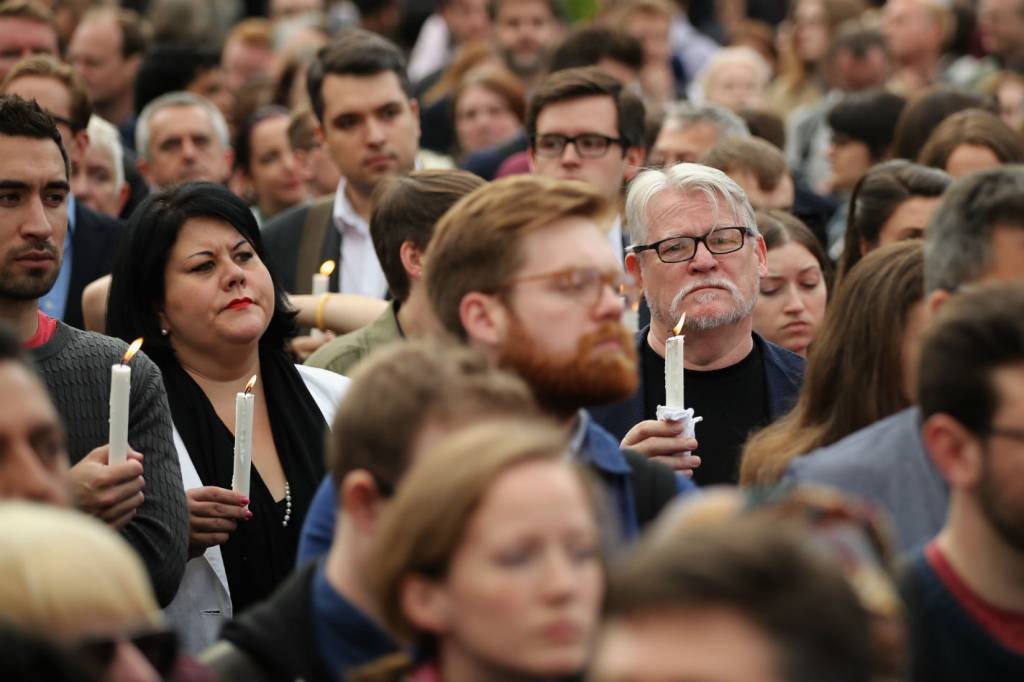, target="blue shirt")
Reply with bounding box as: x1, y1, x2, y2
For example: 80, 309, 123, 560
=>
311, 561, 397, 680
39, 195, 75, 320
